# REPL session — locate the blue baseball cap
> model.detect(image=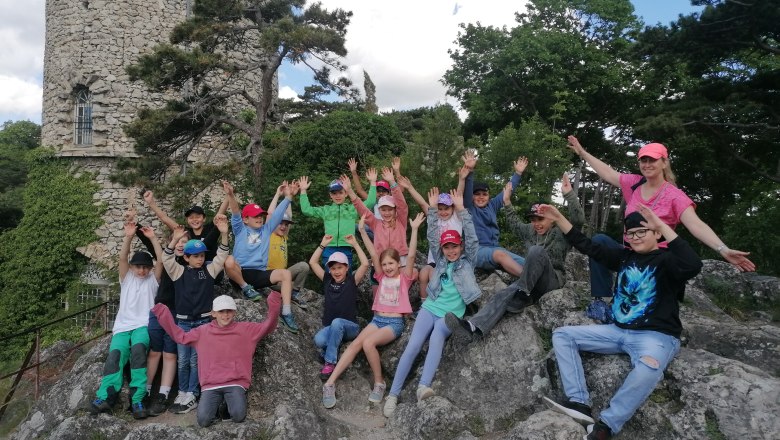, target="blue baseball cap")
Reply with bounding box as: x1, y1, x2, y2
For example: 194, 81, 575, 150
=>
183, 239, 208, 255
328, 180, 344, 192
